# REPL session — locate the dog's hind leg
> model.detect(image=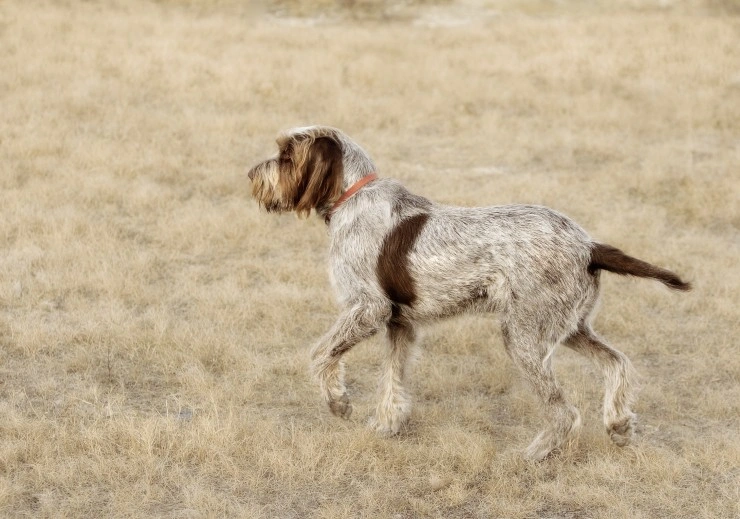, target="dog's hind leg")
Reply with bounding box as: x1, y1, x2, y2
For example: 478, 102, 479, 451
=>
369, 319, 417, 435
564, 325, 636, 447
502, 323, 581, 461
310, 300, 389, 420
